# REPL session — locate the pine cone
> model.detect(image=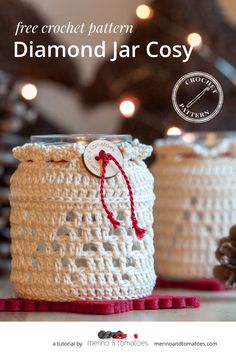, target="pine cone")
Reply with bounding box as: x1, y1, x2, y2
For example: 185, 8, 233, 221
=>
214, 225, 236, 288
